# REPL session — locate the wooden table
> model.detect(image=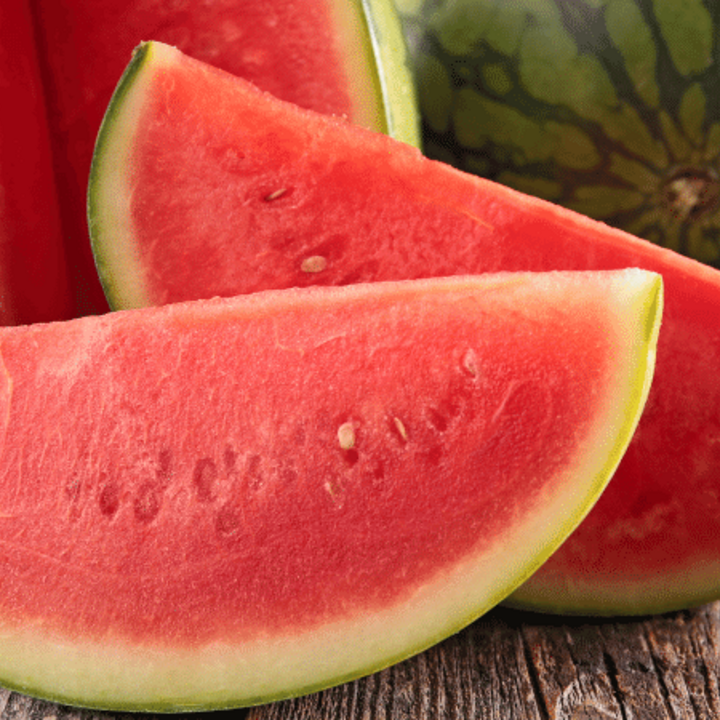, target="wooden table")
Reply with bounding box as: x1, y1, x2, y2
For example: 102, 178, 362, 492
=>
3, 602, 719, 720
